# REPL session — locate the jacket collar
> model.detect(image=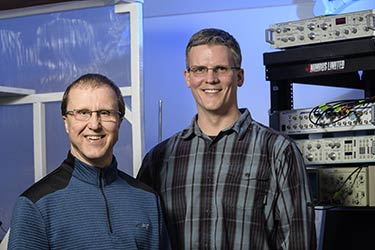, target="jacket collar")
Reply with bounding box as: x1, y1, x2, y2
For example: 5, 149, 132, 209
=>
66, 151, 118, 187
